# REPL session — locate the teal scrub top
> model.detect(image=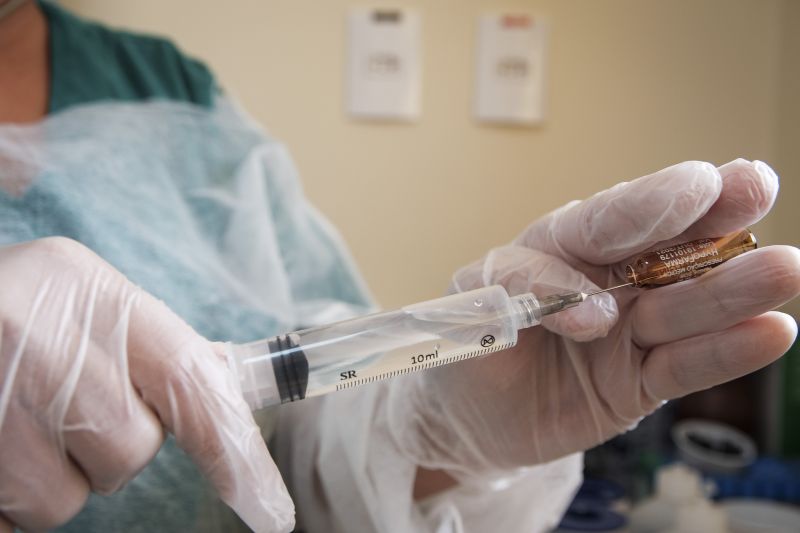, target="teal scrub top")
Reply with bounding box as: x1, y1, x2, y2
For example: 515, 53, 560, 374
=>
42, 0, 215, 112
